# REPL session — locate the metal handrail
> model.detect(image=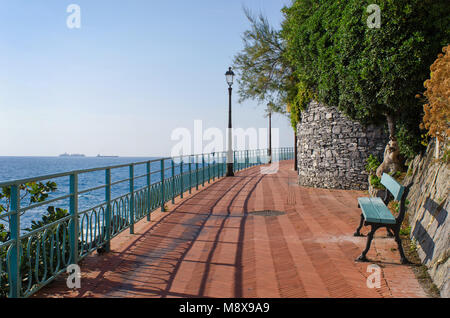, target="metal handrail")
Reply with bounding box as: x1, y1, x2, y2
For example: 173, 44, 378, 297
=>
0, 147, 294, 298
